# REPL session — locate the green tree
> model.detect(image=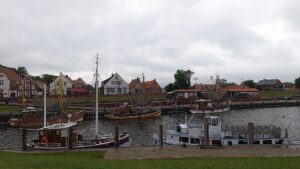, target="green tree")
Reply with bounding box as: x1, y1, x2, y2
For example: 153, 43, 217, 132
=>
42, 74, 57, 85
164, 83, 173, 92
295, 77, 300, 88
15, 66, 28, 77
173, 69, 194, 89
242, 80, 255, 88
